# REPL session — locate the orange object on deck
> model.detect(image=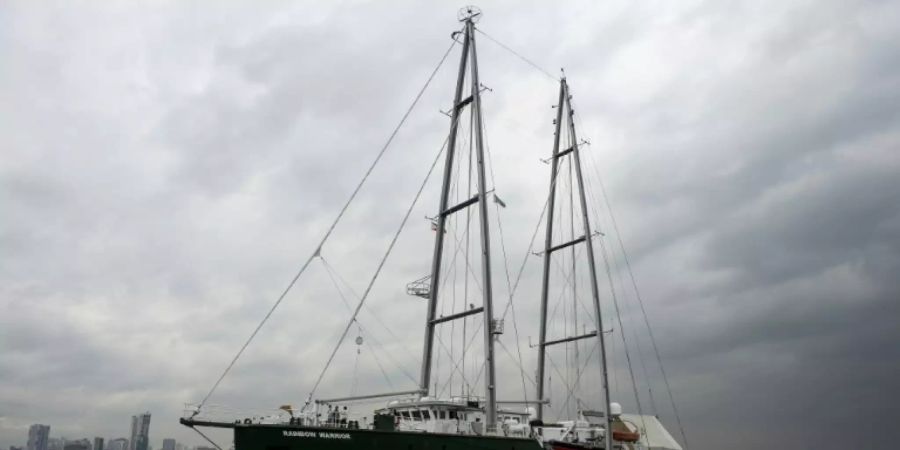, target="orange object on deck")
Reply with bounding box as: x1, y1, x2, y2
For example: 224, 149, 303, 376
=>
612, 429, 641, 442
